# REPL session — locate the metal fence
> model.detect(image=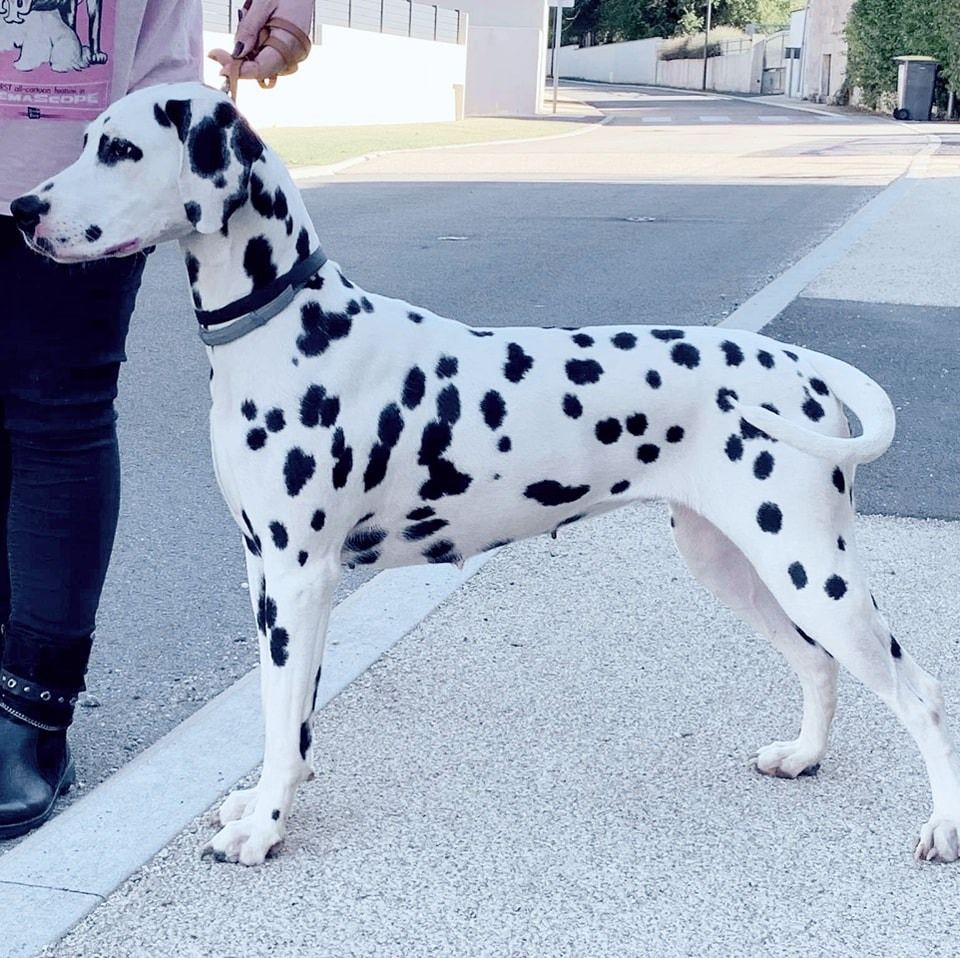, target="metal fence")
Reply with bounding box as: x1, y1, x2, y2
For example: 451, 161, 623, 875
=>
203, 0, 465, 44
